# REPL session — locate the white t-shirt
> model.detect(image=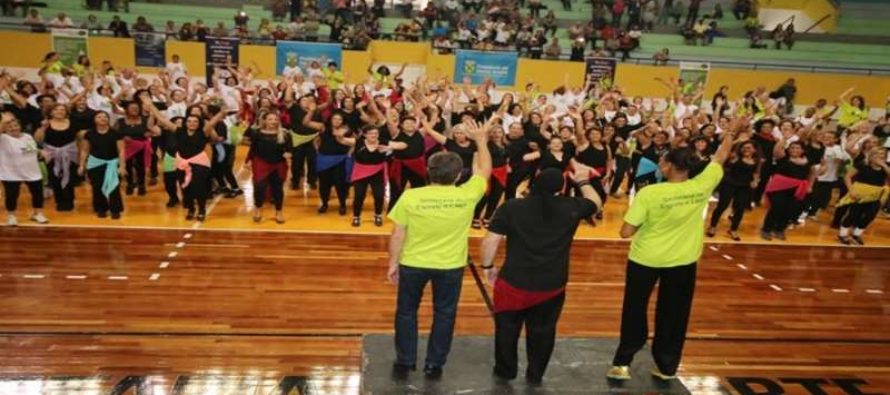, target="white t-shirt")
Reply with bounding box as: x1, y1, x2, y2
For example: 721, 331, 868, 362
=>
817, 145, 848, 182
166, 101, 187, 119
0, 134, 42, 181
673, 102, 697, 120
166, 61, 188, 82
282, 65, 304, 78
